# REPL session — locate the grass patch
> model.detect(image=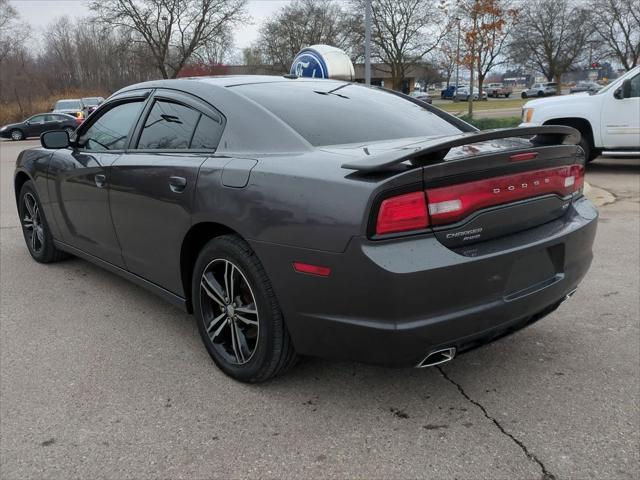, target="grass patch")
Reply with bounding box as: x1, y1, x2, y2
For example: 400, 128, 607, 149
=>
458, 115, 521, 130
